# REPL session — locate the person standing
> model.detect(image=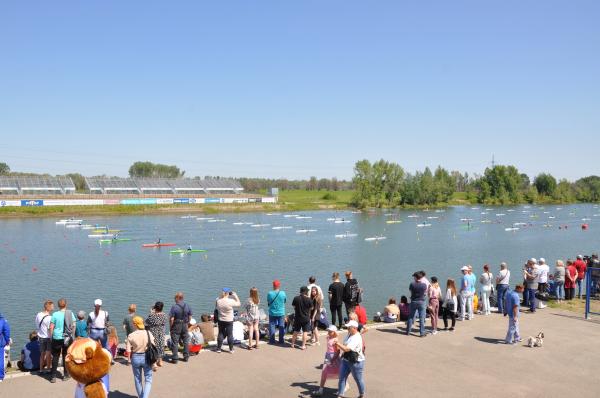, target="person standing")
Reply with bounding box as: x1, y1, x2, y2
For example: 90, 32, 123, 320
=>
538, 258, 550, 294
565, 259, 578, 300
523, 259, 539, 312
495, 263, 510, 314
49, 298, 75, 383
126, 316, 155, 398
336, 320, 365, 398
291, 286, 313, 350
442, 279, 458, 331
574, 255, 587, 299
169, 292, 192, 363
307, 276, 325, 302
328, 273, 345, 329
87, 299, 109, 348
343, 271, 361, 317
479, 265, 494, 315
123, 304, 137, 337
428, 277, 442, 334
145, 302, 168, 368
0, 310, 10, 382
458, 266, 473, 321
310, 286, 323, 345
553, 260, 566, 302
245, 287, 261, 350
504, 285, 524, 345
406, 272, 428, 337
267, 280, 287, 345
215, 289, 241, 353
35, 299, 54, 374
467, 265, 477, 316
